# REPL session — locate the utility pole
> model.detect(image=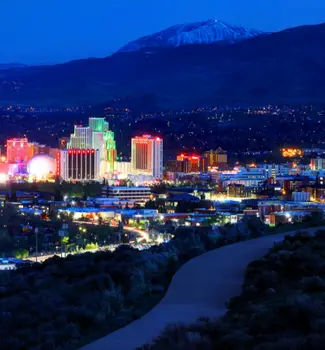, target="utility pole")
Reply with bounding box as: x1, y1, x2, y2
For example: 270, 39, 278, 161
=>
59, 224, 68, 258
